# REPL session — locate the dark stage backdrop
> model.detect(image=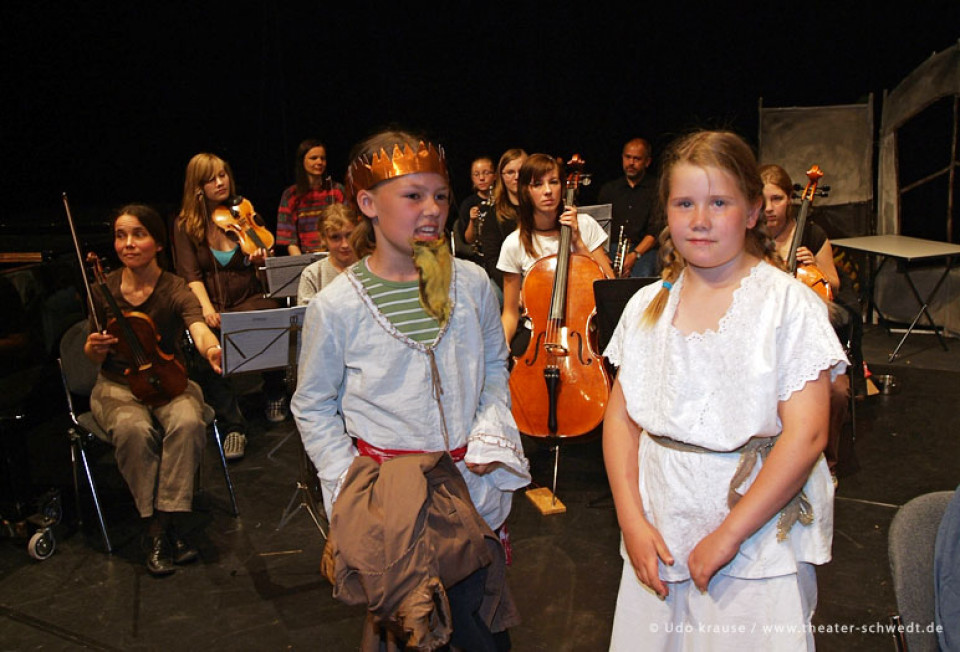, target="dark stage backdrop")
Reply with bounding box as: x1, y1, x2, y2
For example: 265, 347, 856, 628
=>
3, 3, 958, 245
